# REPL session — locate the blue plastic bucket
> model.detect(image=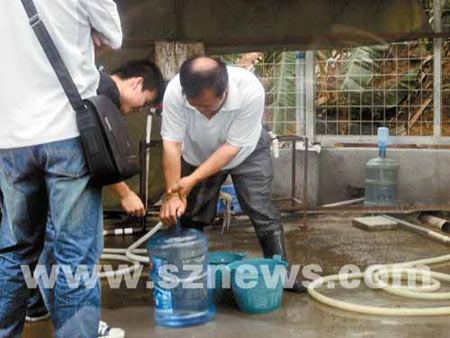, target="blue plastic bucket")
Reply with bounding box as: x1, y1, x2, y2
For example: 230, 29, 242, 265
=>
228, 255, 288, 314
209, 252, 246, 303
